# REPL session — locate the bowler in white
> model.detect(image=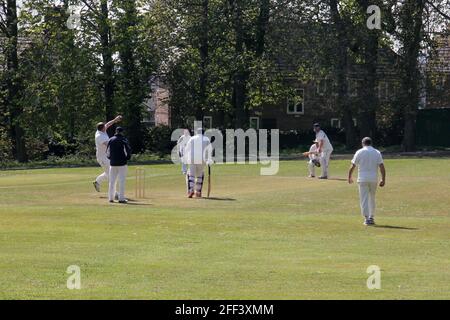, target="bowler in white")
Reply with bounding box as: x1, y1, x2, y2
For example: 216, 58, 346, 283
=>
93, 116, 122, 193
348, 137, 386, 226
